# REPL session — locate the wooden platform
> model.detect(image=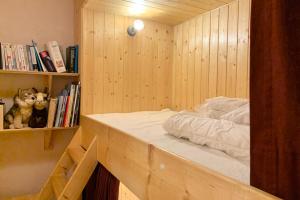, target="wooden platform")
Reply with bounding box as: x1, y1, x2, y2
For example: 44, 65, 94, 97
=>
81, 115, 280, 200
